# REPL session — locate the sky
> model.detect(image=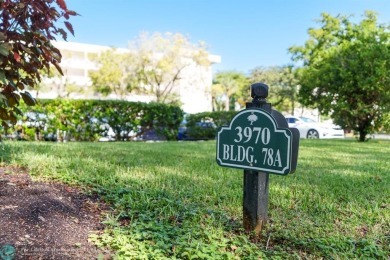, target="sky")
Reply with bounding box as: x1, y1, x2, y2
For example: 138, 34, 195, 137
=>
64, 0, 390, 74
